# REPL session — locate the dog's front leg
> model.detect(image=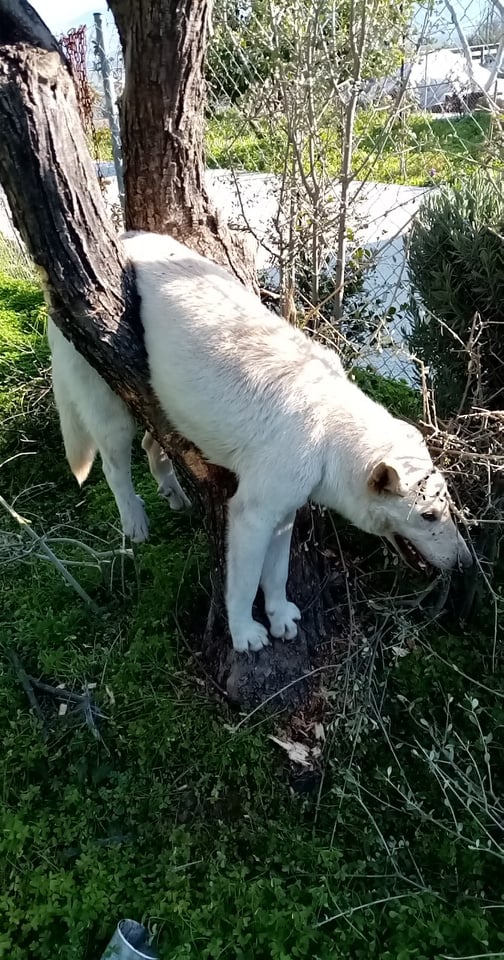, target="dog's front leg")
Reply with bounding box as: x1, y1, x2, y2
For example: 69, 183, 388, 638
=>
226, 494, 276, 653
260, 511, 301, 640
